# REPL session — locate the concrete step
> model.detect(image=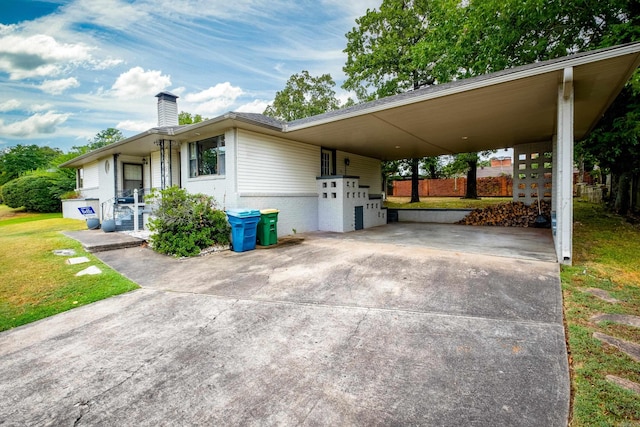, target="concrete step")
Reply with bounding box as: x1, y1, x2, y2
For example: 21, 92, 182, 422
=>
64, 230, 146, 253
